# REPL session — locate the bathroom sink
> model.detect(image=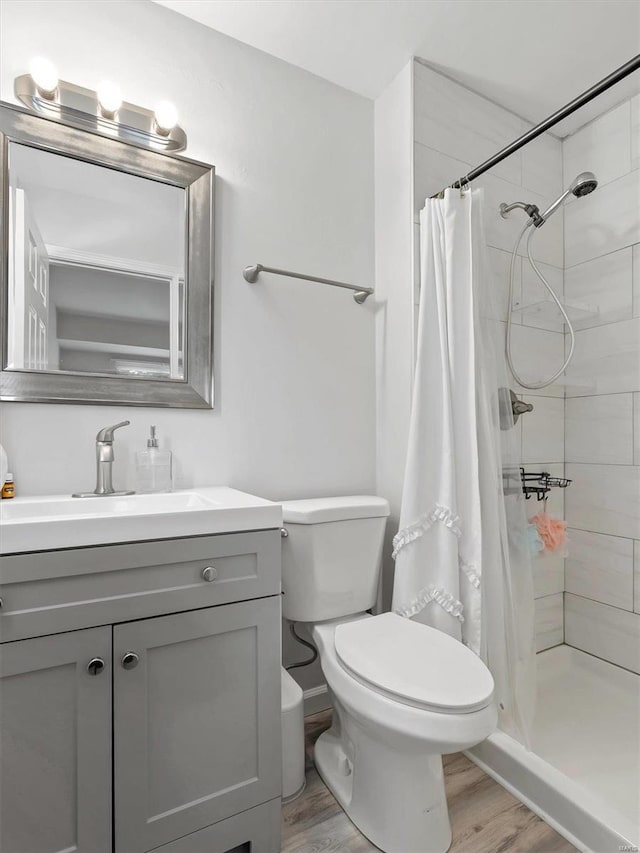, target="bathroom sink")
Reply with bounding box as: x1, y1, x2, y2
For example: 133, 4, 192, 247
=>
0, 487, 282, 554
1, 491, 218, 521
